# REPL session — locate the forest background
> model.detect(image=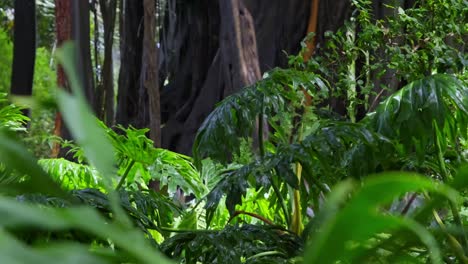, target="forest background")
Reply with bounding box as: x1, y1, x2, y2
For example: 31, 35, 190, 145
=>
0, 0, 466, 263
